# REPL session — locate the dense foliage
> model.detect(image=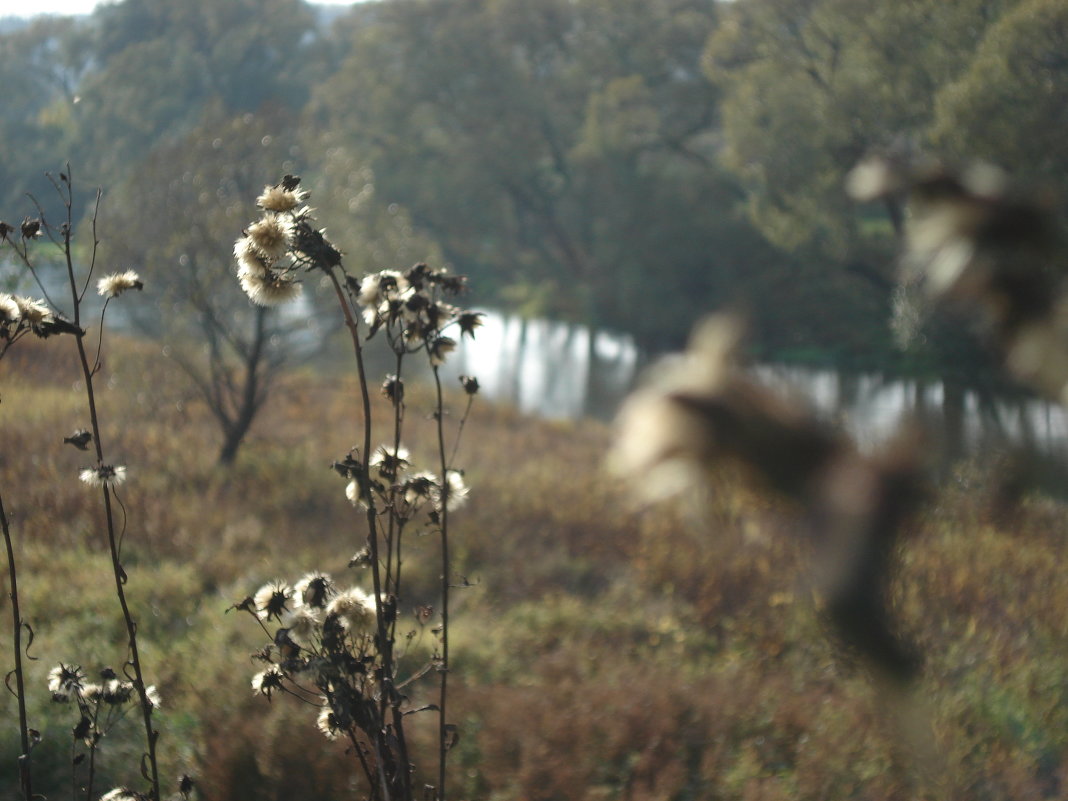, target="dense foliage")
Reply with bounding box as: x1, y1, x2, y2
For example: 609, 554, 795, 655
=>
2, 0, 1063, 373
